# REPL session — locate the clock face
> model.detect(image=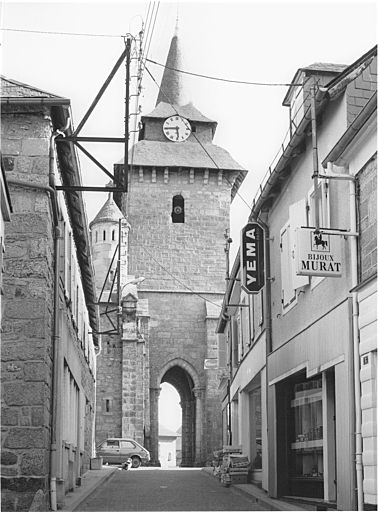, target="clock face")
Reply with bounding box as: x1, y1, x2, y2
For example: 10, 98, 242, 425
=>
163, 116, 191, 142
